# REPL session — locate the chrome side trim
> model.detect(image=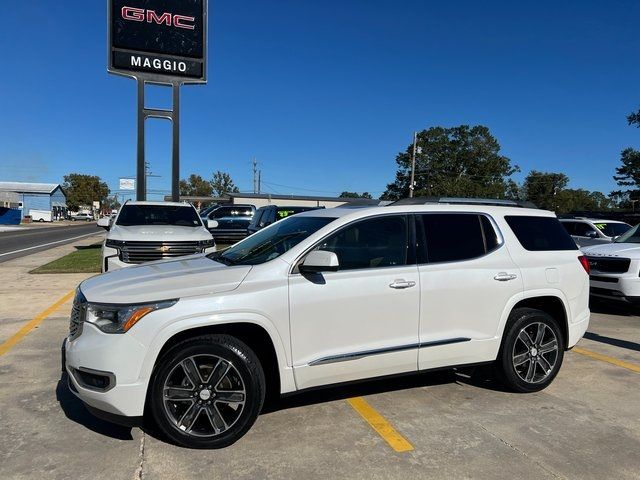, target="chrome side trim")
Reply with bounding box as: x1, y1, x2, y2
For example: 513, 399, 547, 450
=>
308, 337, 471, 366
